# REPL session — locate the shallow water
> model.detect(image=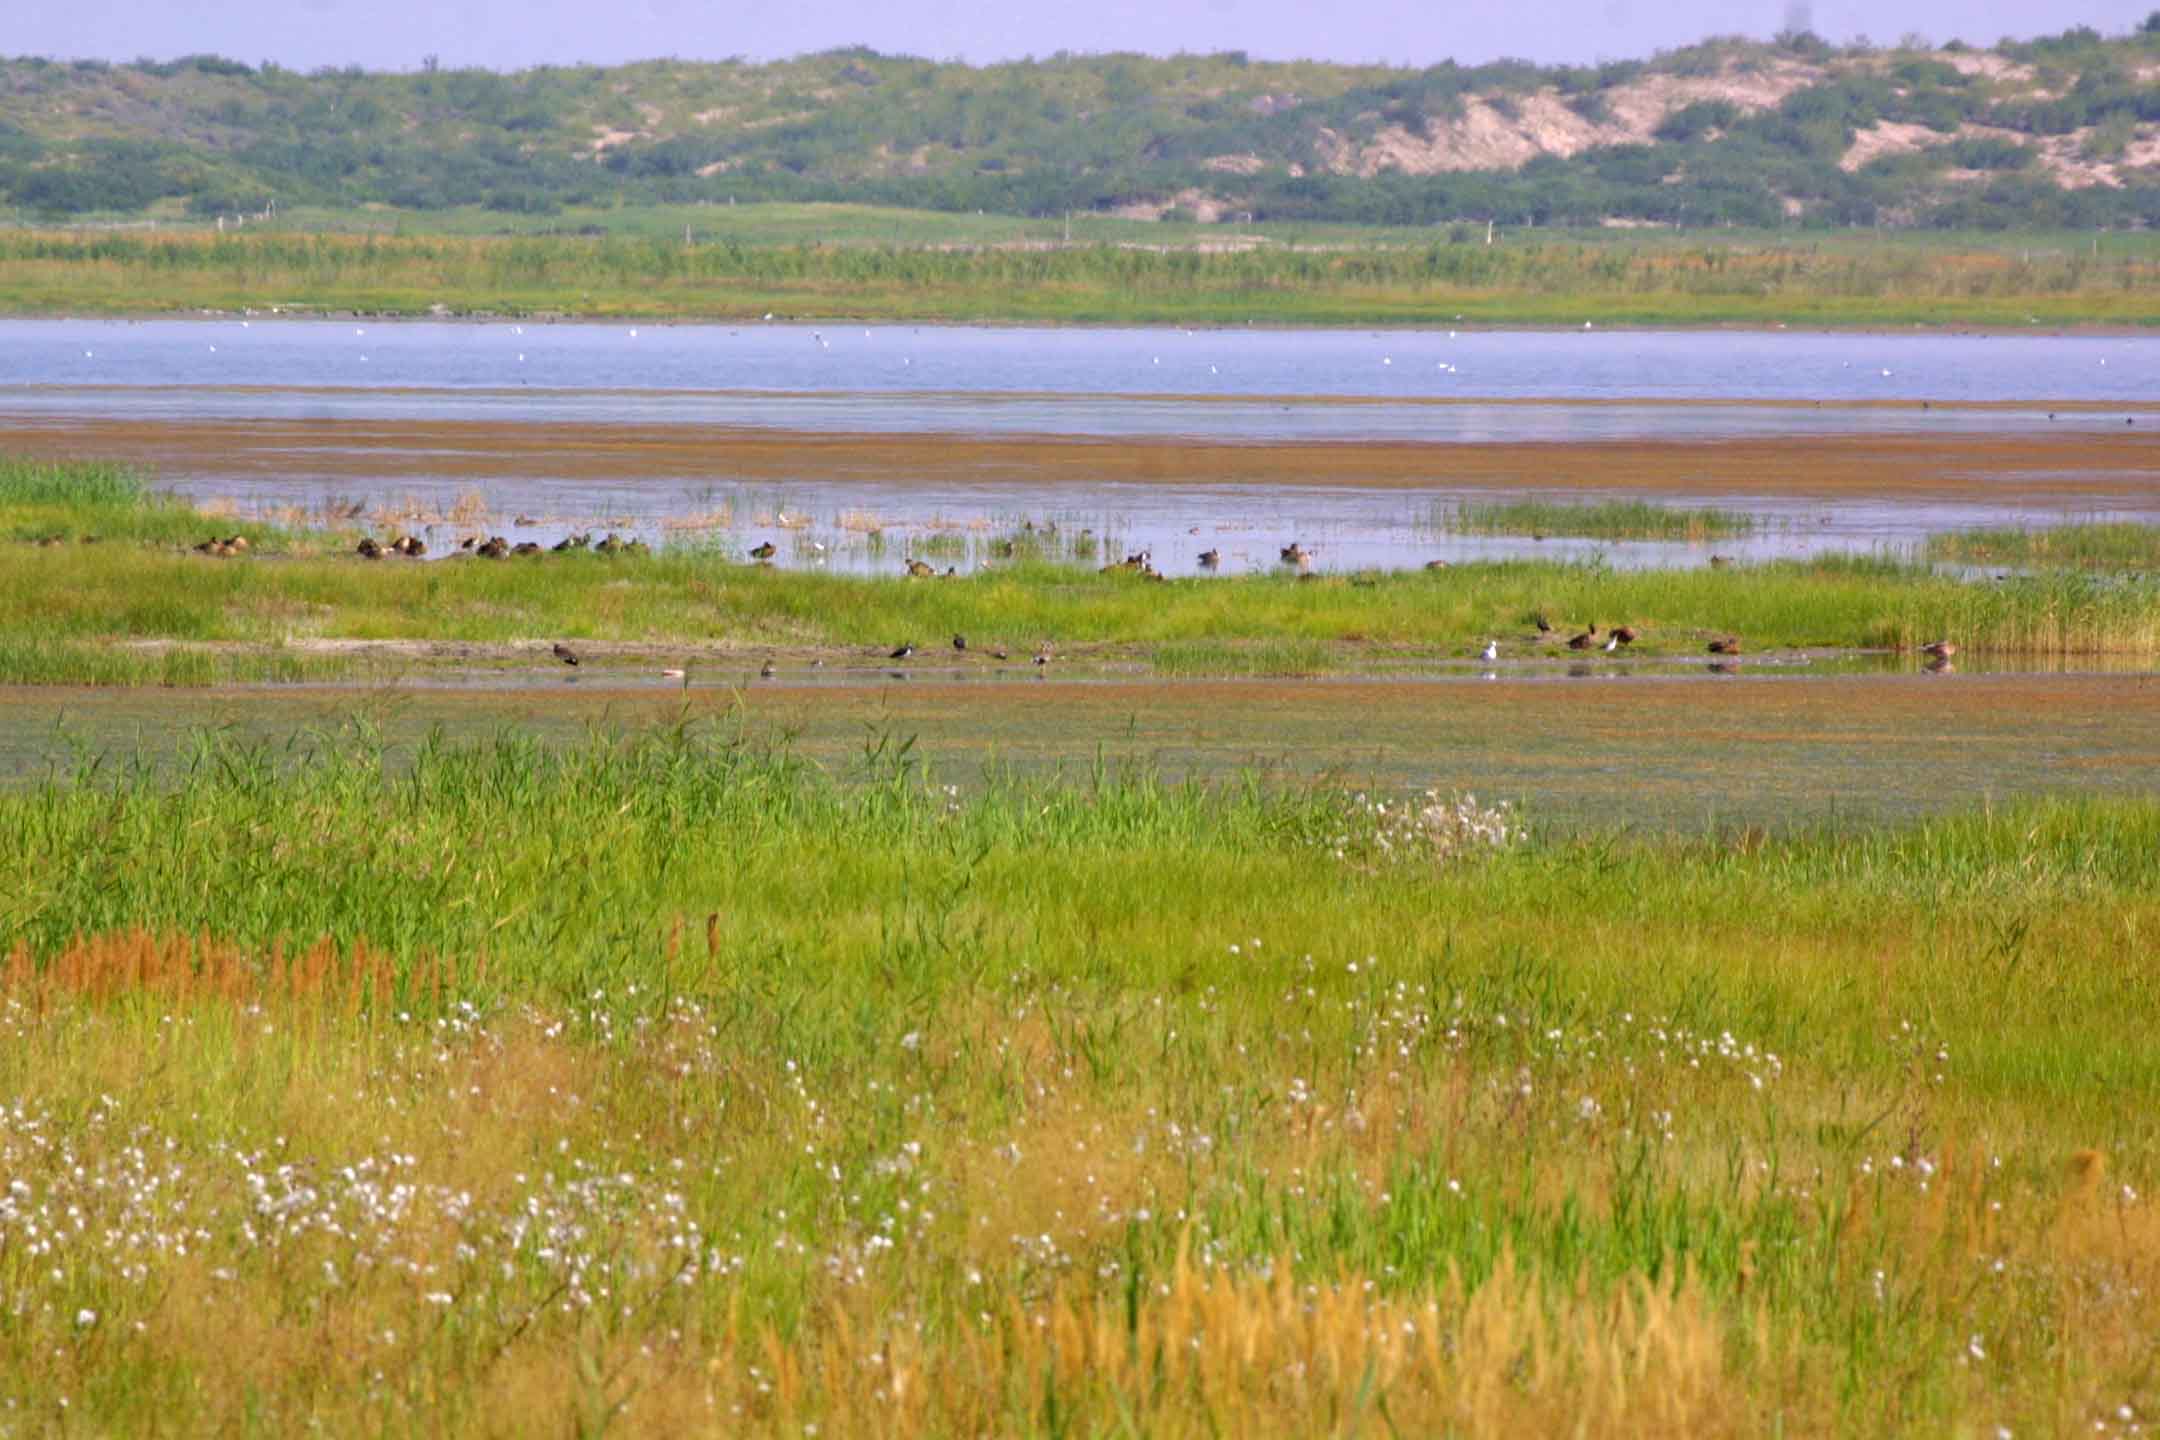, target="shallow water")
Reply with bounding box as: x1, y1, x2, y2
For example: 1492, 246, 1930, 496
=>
5, 320, 2156, 413
5, 672, 2155, 832
4, 321, 2156, 575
